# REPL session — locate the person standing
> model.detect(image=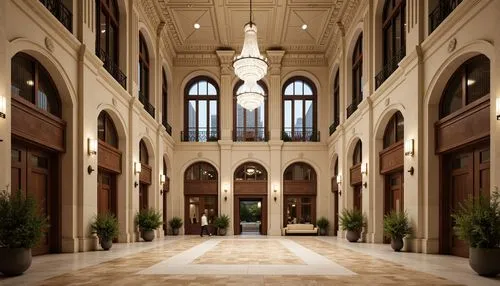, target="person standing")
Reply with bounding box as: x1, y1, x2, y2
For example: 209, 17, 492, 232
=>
200, 210, 212, 237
